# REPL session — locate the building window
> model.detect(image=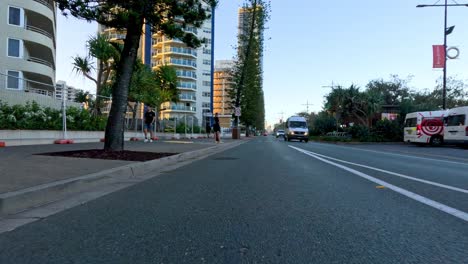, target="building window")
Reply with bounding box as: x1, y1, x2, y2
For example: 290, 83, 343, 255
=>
202, 71, 211, 77
202, 92, 211, 97
8, 6, 23, 27
202, 81, 211, 86
6, 70, 22, 90
7, 38, 22, 58
203, 48, 211, 54
202, 102, 211, 108
203, 59, 211, 65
